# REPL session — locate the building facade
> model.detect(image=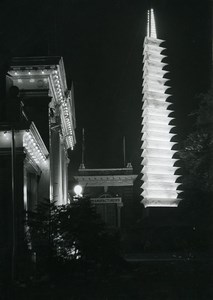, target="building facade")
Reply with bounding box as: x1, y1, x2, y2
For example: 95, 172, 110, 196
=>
7, 56, 76, 205
72, 165, 137, 229
0, 56, 76, 278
